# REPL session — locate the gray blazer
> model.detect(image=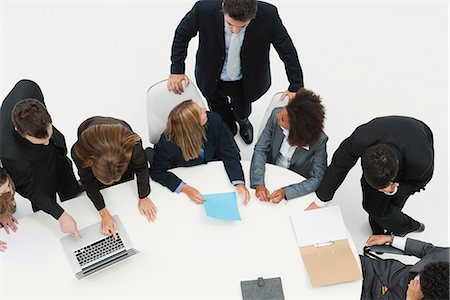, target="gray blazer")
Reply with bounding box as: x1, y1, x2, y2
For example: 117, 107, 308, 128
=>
250, 107, 328, 200
360, 238, 449, 299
